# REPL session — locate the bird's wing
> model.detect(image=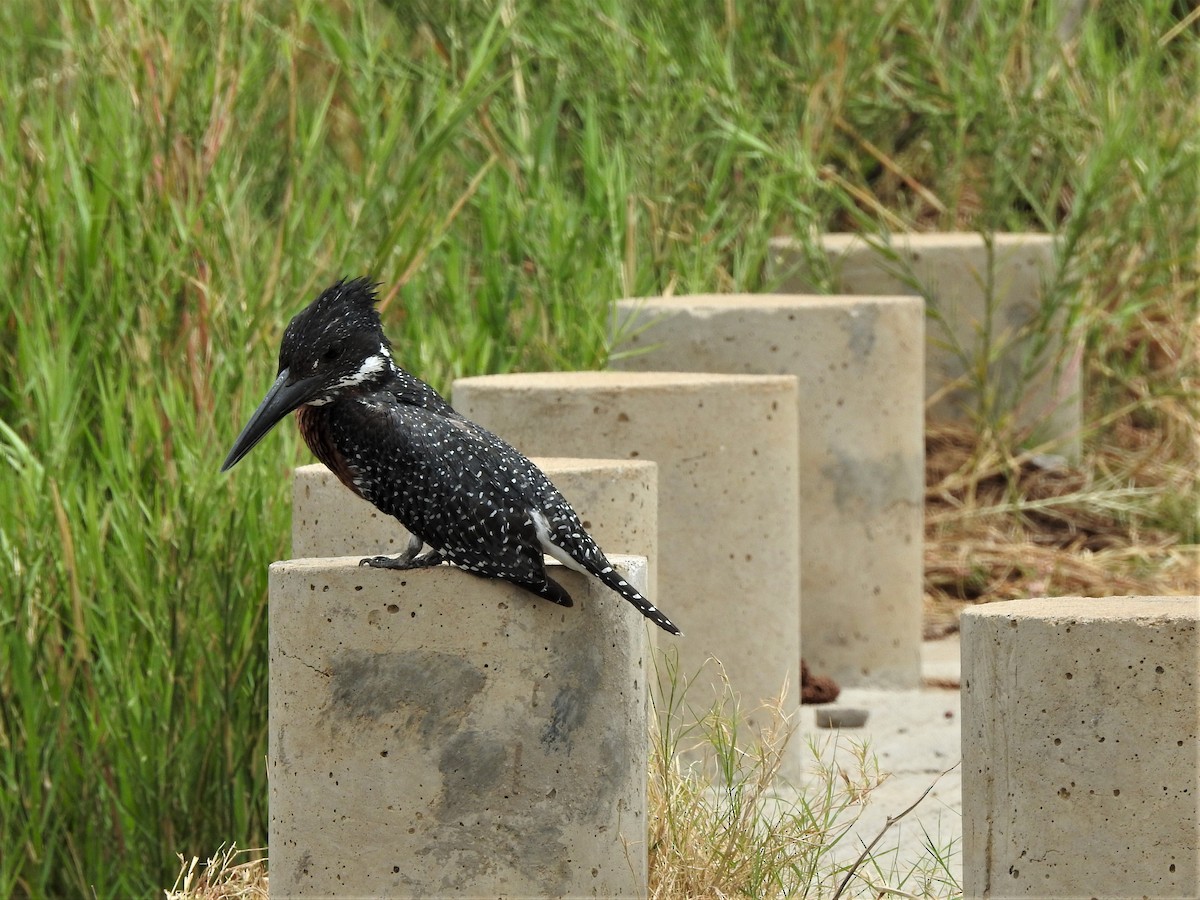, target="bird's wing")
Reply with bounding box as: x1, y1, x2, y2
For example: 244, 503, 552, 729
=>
435, 413, 611, 568
329, 395, 551, 586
